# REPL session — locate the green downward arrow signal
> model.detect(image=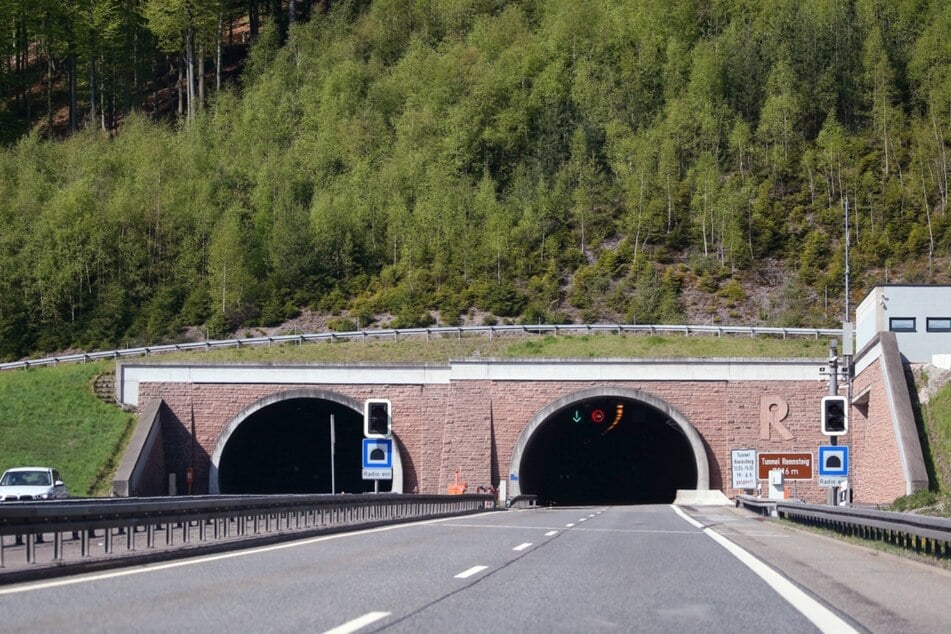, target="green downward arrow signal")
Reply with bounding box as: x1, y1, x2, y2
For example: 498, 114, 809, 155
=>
572, 411, 582, 423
